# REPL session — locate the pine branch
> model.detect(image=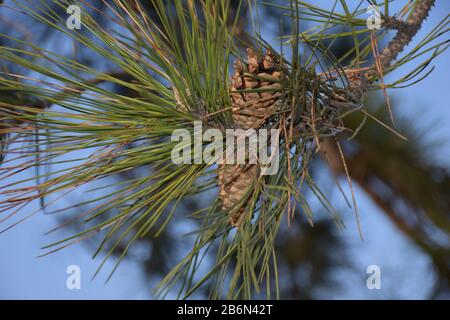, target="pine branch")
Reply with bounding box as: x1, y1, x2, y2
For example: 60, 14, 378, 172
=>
365, 0, 436, 80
